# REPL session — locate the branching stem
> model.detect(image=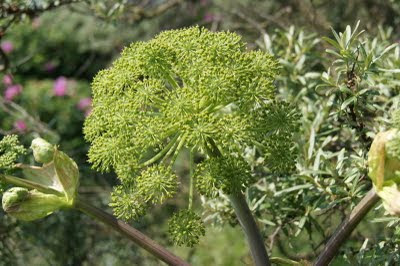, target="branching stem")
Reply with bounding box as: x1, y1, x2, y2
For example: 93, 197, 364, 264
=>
74, 197, 190, 266
314, 189, 380, 266
143, 134, 179, 166
170, 134, 187, 164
